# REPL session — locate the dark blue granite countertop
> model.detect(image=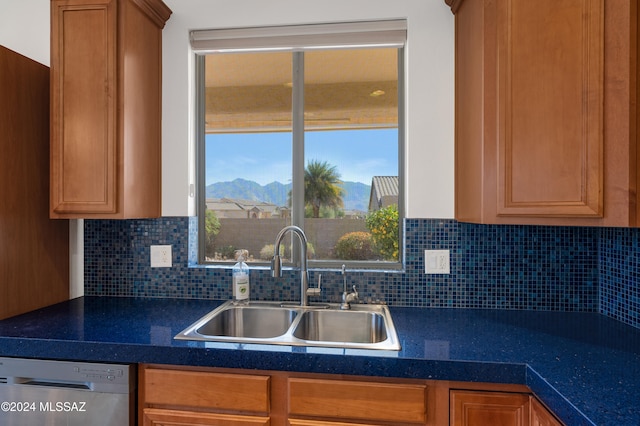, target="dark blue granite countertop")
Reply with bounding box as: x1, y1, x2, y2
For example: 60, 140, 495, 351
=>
0, 297, 638, 425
